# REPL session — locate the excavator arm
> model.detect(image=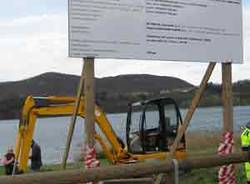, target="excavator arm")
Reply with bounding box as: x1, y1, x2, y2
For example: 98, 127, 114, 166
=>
15, 96, 187, 172
15, 96, 128, 172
